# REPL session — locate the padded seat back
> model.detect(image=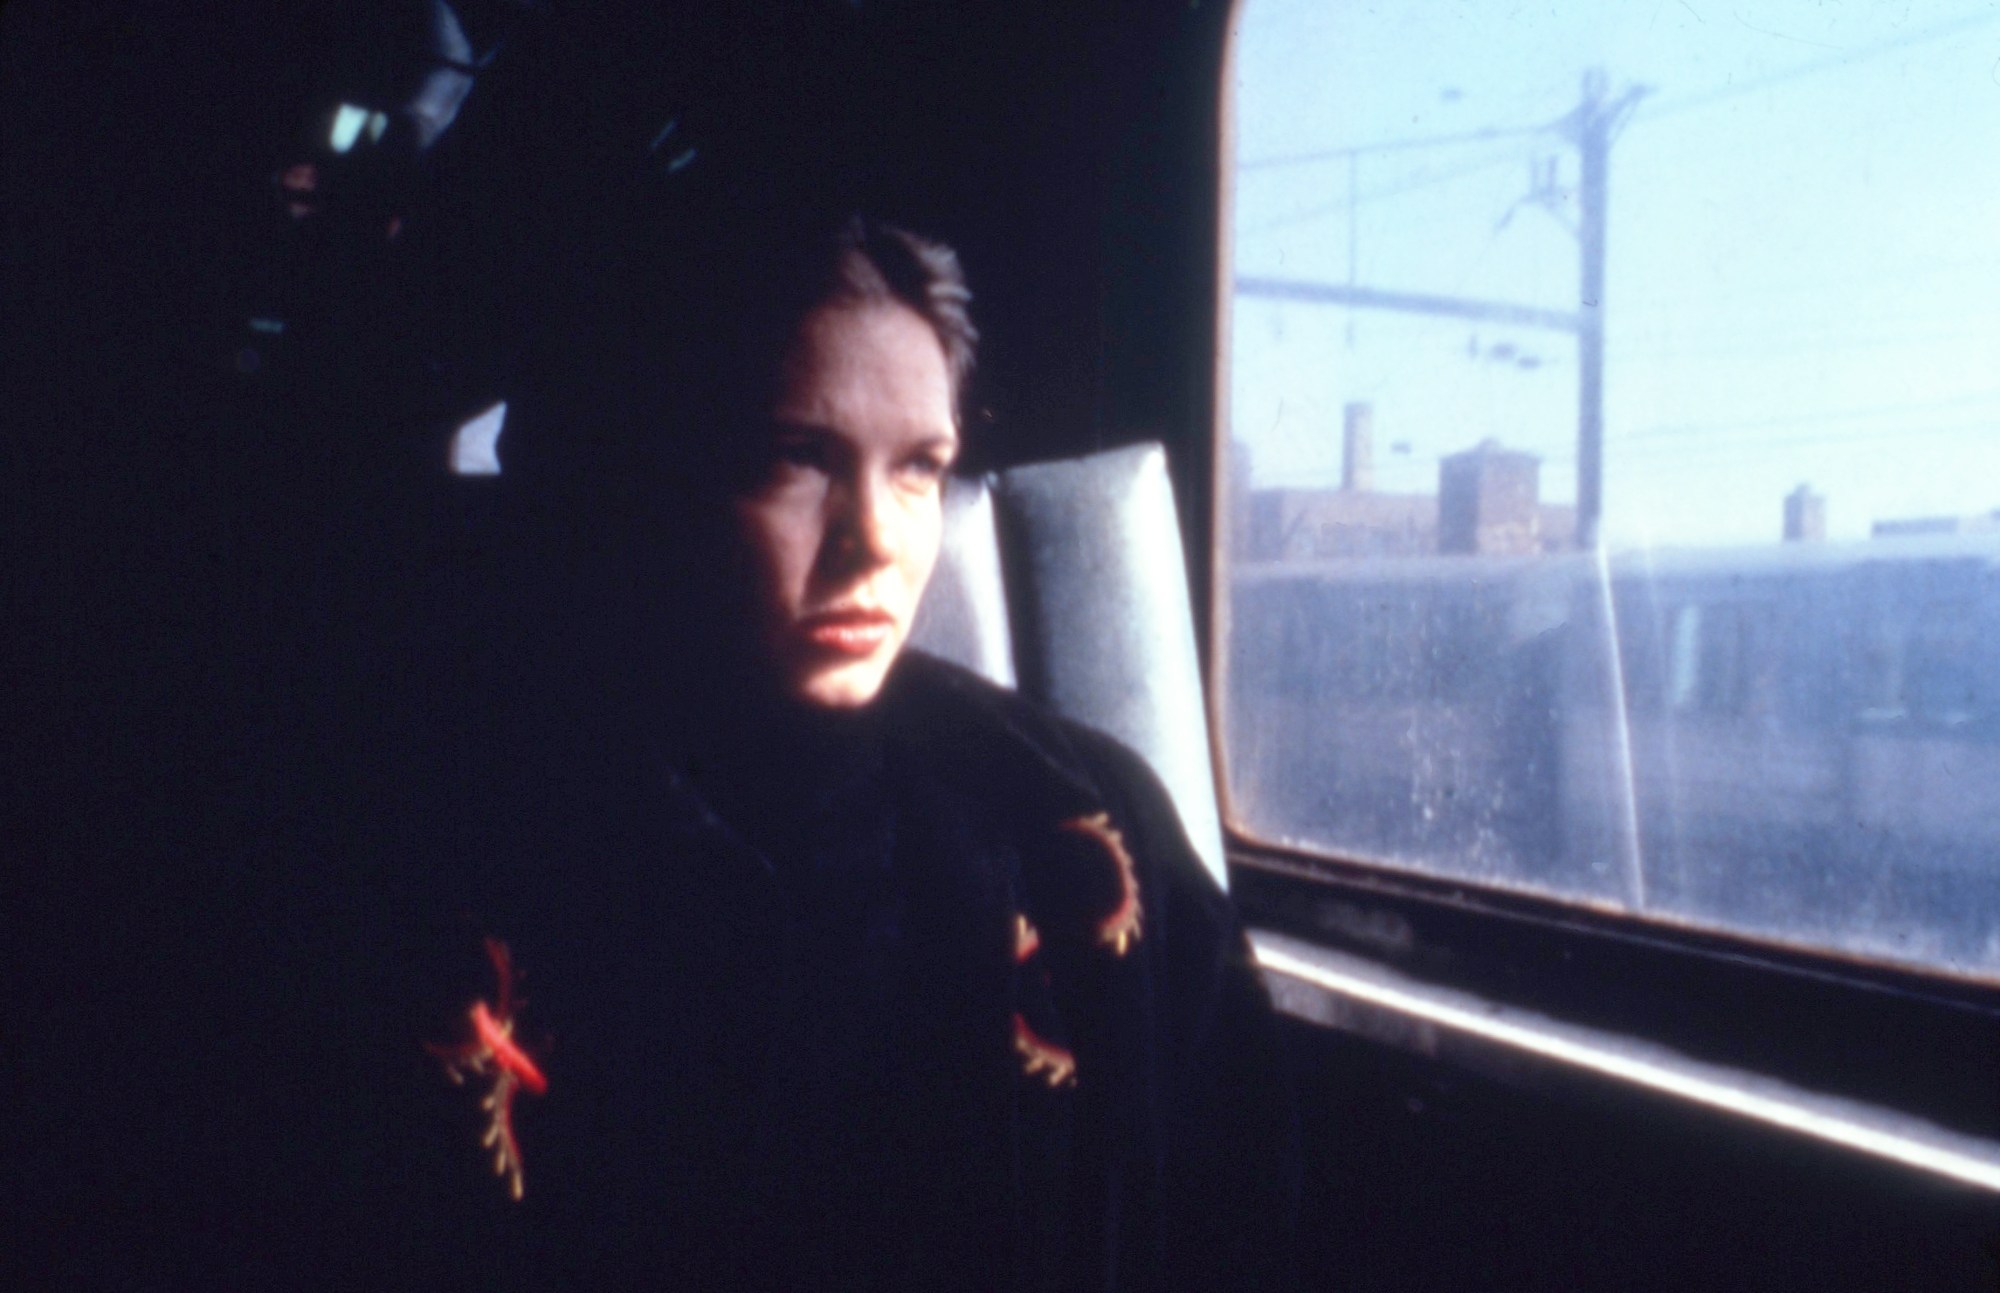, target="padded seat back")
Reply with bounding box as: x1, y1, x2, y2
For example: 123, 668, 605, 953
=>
908, 443, 1226, 885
